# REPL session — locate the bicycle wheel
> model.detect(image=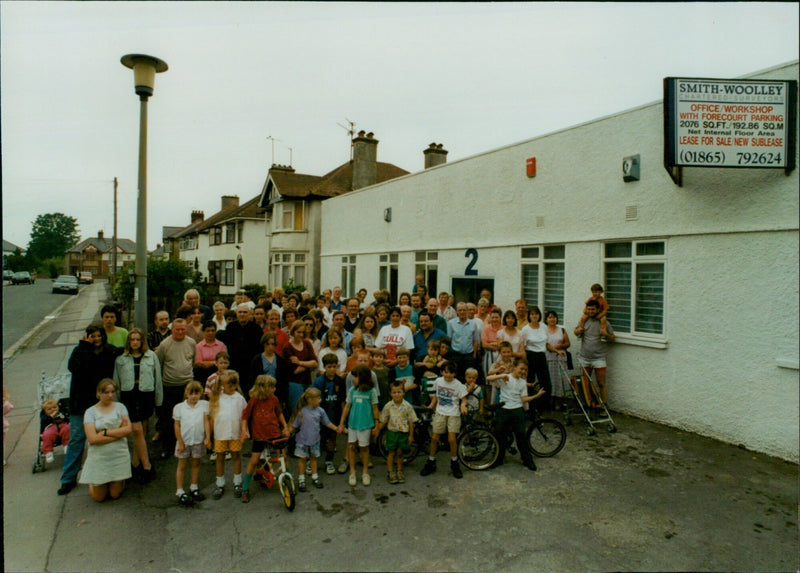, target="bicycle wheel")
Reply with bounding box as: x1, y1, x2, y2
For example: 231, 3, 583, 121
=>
527, 418, 566, 458
457, 428, 499, 470
278, 473, 296, 512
